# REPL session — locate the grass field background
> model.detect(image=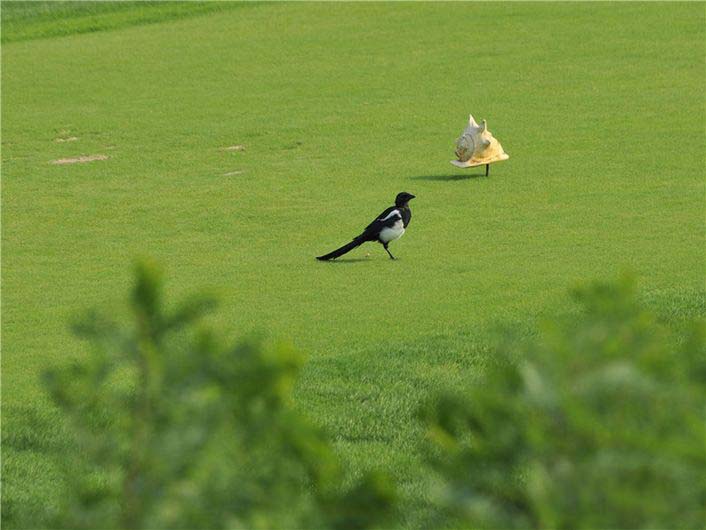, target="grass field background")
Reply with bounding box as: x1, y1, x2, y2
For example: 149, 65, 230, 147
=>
2, 2, 704, 527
